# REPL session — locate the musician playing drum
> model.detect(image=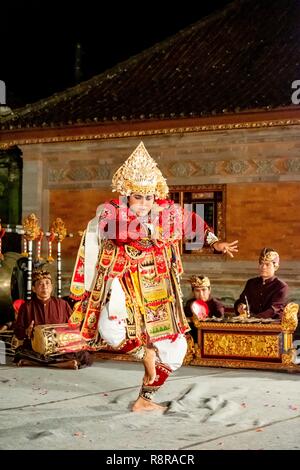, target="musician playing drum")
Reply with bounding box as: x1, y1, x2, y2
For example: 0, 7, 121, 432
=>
13, 270, 92, 369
